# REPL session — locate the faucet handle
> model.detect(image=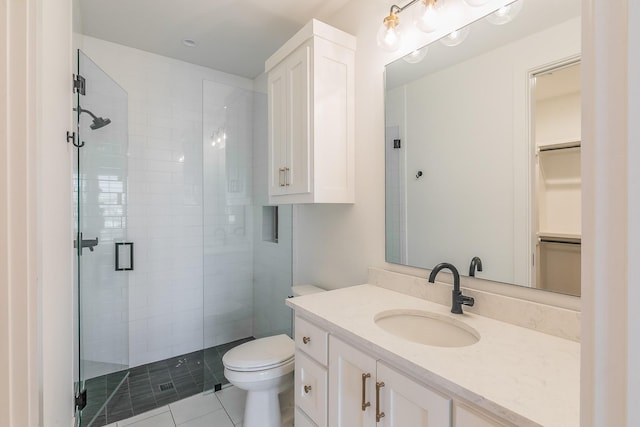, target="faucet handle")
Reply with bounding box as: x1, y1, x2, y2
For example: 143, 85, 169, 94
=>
459, 295, 475, 307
